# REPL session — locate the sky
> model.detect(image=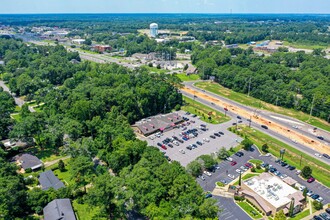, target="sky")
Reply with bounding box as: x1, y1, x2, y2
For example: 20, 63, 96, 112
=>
1, 0, 330, 14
